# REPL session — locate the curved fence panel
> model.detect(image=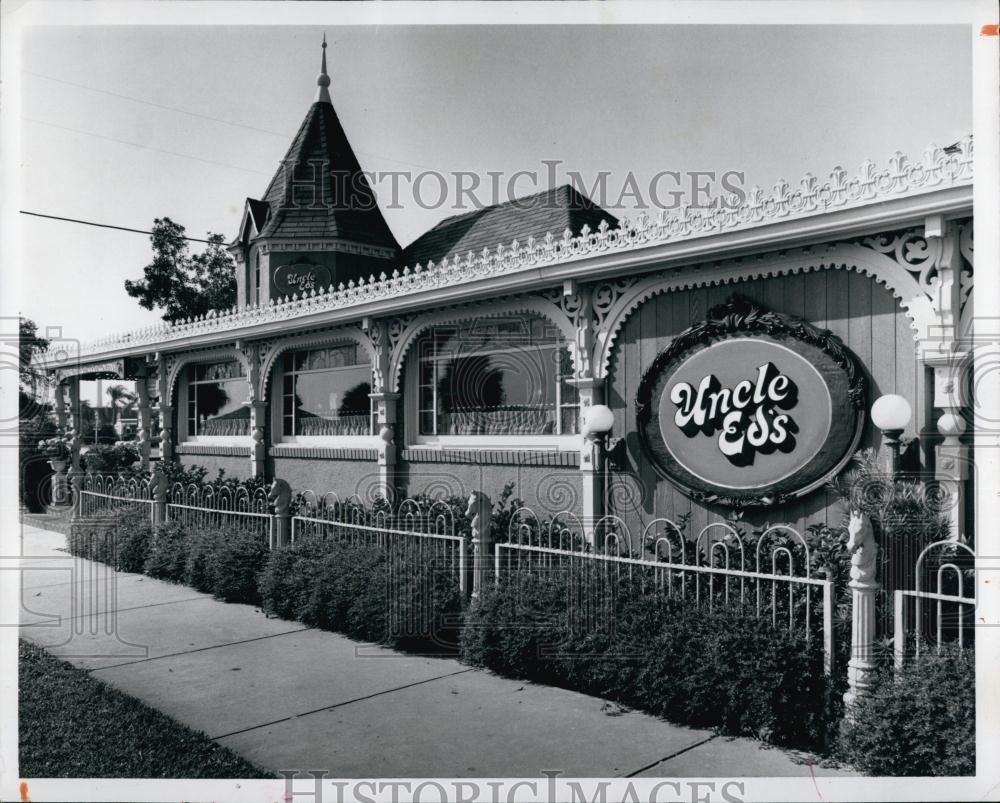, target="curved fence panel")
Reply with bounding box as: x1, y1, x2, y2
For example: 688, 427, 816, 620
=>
495, 516, 835, 676
80, 473, 154, 518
